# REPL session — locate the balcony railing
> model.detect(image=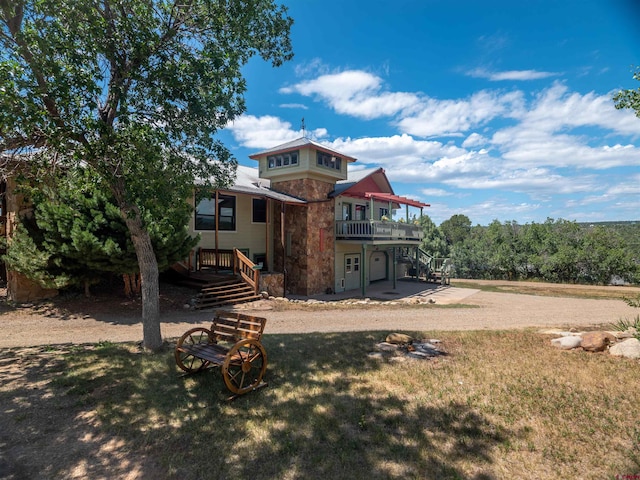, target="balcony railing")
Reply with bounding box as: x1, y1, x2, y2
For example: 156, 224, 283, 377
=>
335, 220, 424, 242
